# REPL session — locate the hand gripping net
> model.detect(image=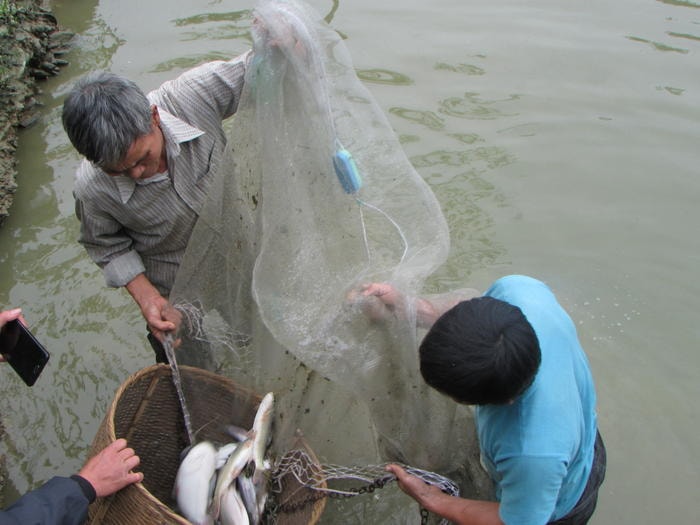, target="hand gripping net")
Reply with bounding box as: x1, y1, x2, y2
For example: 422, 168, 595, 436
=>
267, 446, 459, 525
